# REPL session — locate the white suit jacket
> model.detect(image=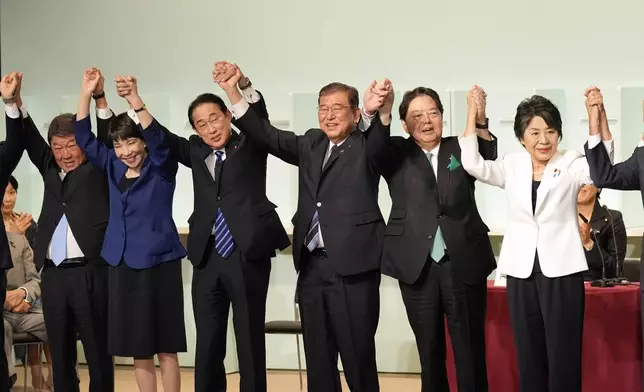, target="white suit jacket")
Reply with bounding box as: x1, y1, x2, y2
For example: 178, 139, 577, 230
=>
458, 134, 613, 279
